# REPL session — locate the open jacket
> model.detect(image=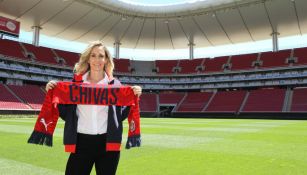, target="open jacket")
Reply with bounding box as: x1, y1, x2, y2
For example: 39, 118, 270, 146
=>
59, 74, 138, 153
27, 73, 141, 153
